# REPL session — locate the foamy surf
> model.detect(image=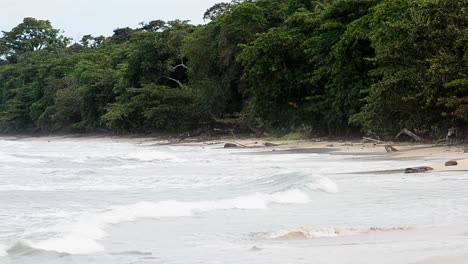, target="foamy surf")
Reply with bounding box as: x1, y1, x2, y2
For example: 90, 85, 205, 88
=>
0, 152, 46, 164
3, 138, 468, 264
307, 178, 339, 193
27, 189, 311, 255
0, 243, 7, 257
252, 226, 414, 240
